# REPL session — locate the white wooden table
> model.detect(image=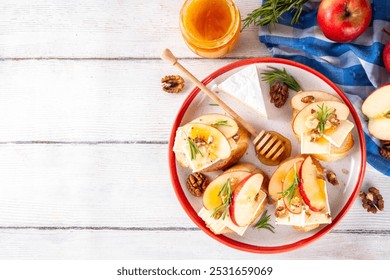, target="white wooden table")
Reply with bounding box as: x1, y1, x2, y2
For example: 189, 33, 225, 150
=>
0, 0, 389, 260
